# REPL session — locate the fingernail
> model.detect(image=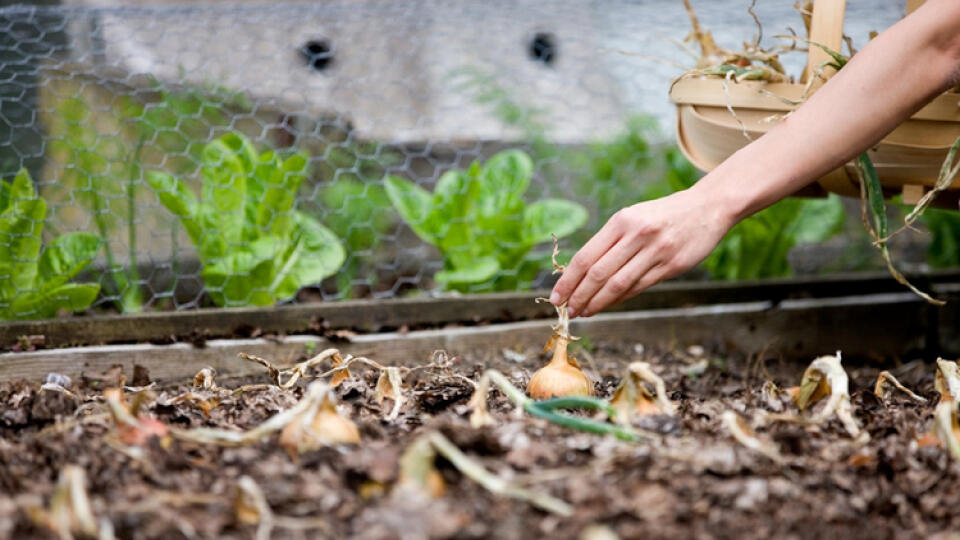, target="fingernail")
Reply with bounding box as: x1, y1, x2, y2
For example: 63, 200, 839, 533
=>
568, 307, 578, 318
549, 291, 560, 304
